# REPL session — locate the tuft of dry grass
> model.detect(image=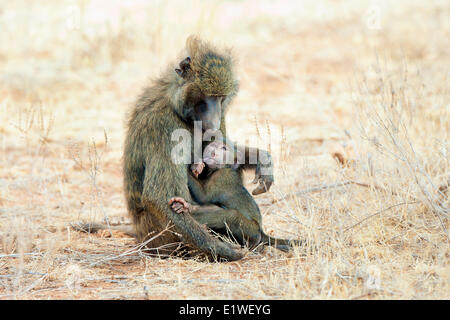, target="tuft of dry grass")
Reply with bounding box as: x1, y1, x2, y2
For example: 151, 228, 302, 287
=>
0, 0, 448, 299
